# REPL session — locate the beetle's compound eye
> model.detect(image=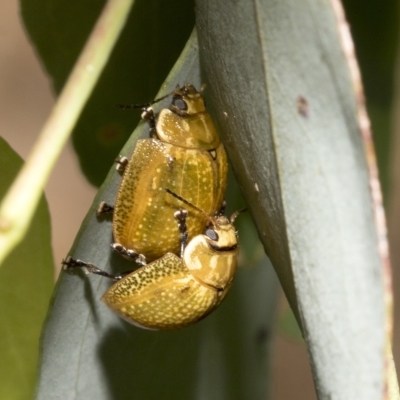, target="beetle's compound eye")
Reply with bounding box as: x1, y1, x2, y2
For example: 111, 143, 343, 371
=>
172, 95, 188, 111
205, 229, 219, 241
